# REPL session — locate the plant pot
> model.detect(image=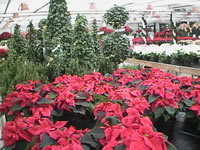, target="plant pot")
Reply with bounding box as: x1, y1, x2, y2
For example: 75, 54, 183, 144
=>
171, 58, 181, 66
154, 114, 200, 150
